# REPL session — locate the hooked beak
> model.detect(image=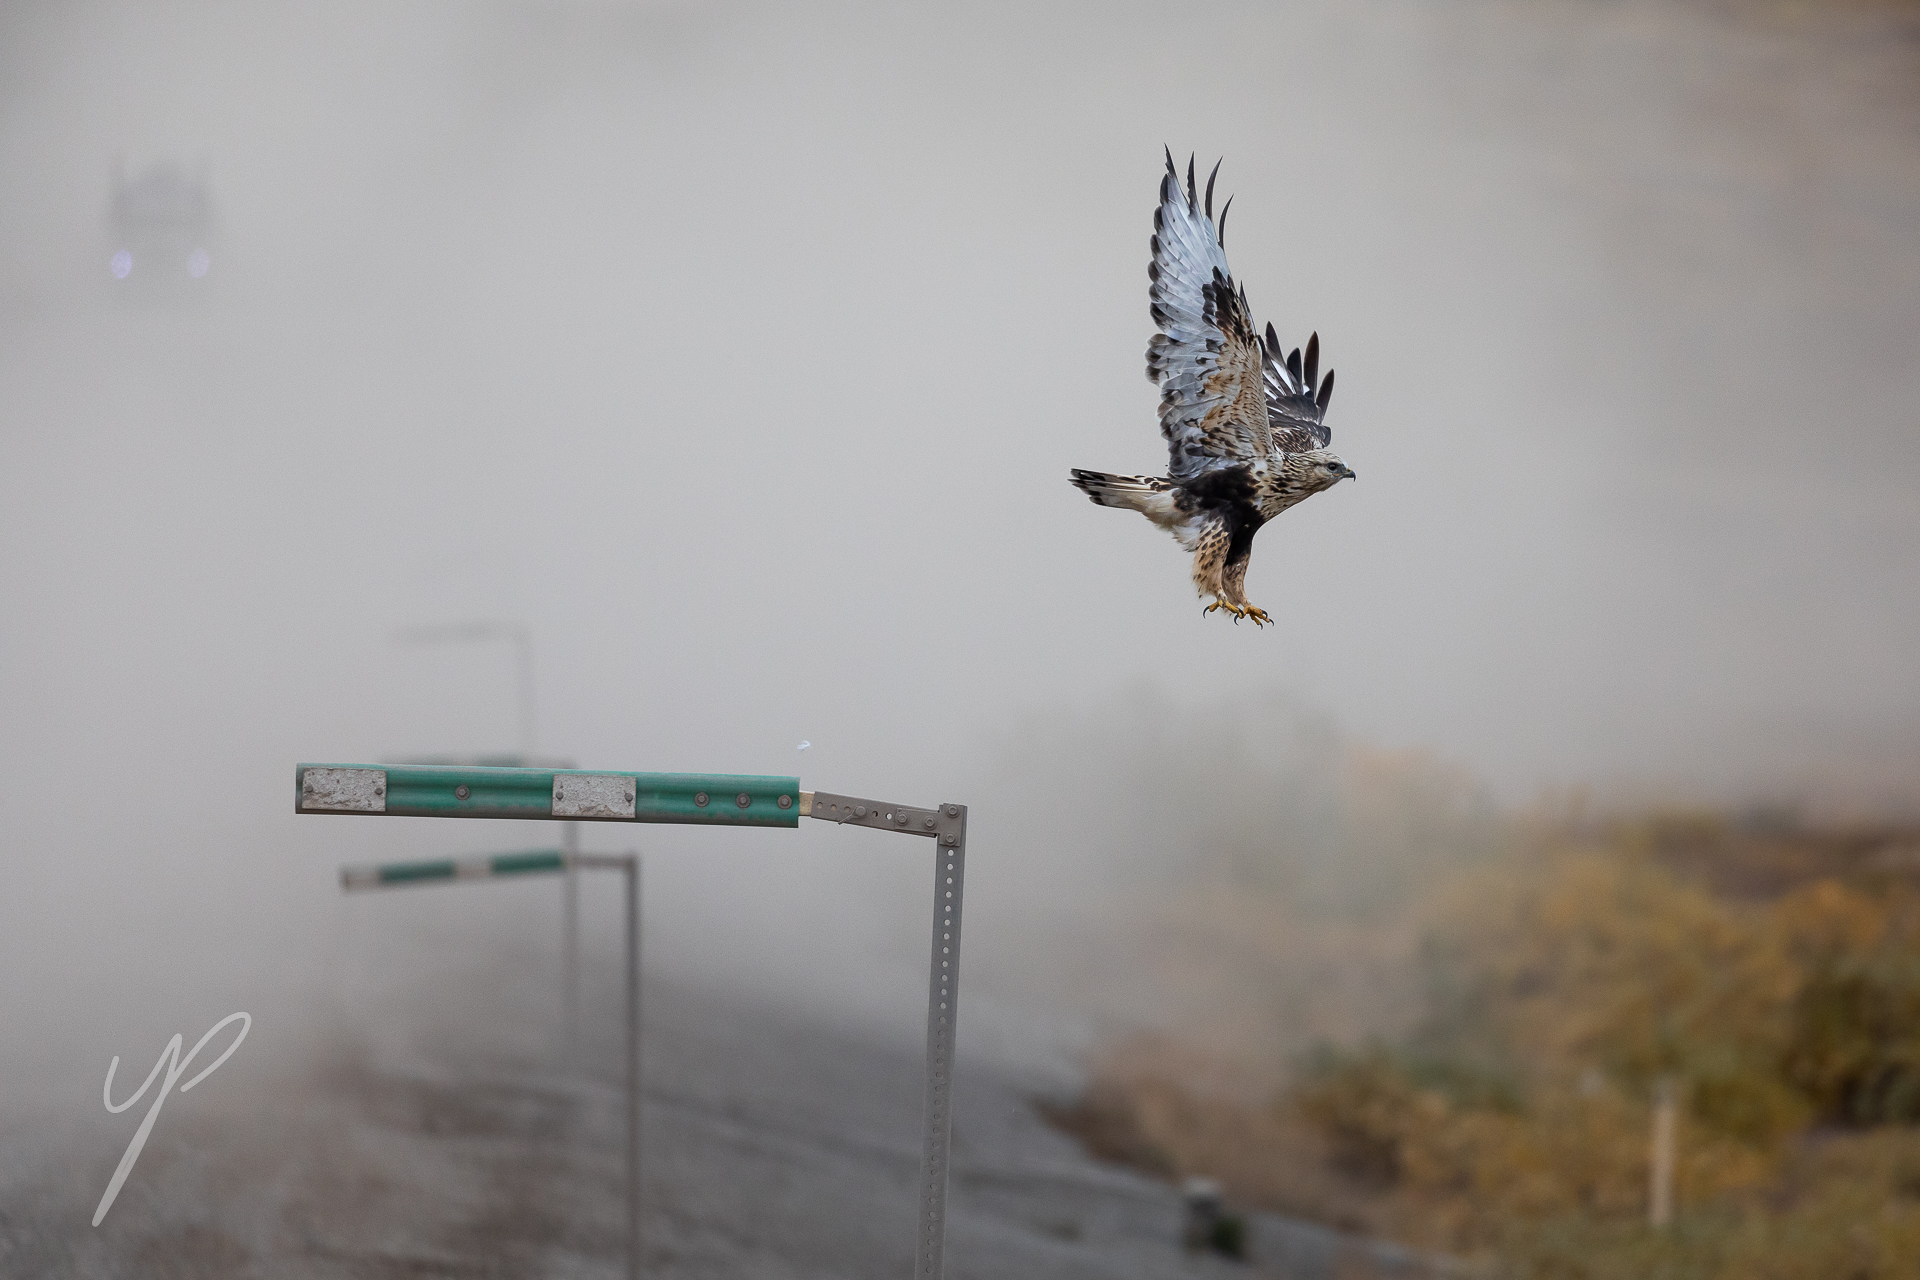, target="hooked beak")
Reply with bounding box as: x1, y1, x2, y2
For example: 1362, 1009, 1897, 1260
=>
1339, 465, 1357, 481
